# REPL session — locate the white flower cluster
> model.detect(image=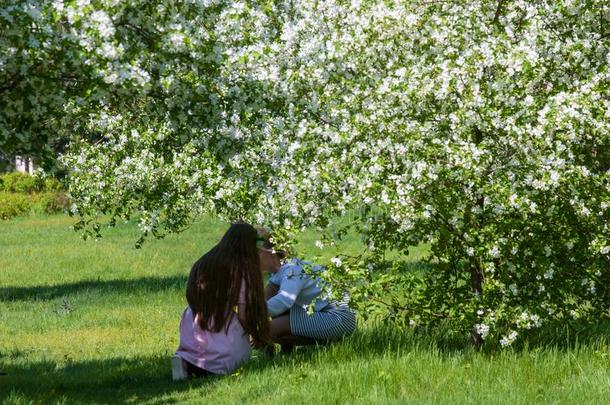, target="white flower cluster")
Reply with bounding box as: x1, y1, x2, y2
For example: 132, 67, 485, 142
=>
474, 323, 490, 340
516, 311, 542, 330
500, 331, 518, 348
